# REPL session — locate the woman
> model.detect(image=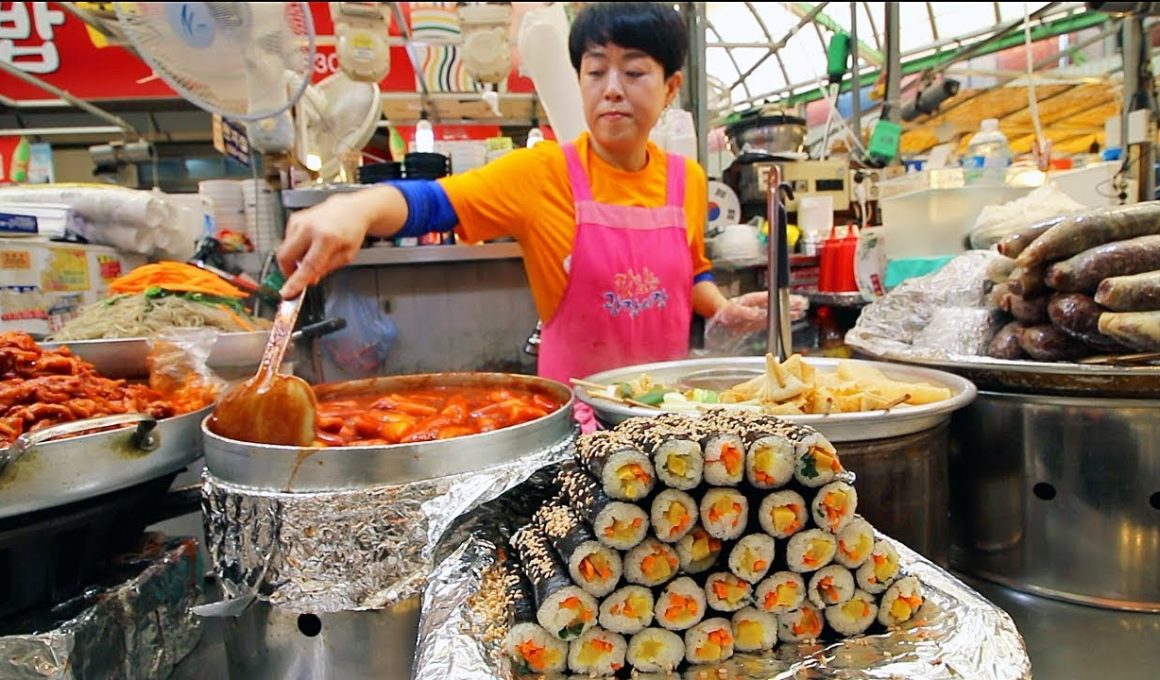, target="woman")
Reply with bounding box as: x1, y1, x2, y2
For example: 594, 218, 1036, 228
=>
278, 2, 766, 387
